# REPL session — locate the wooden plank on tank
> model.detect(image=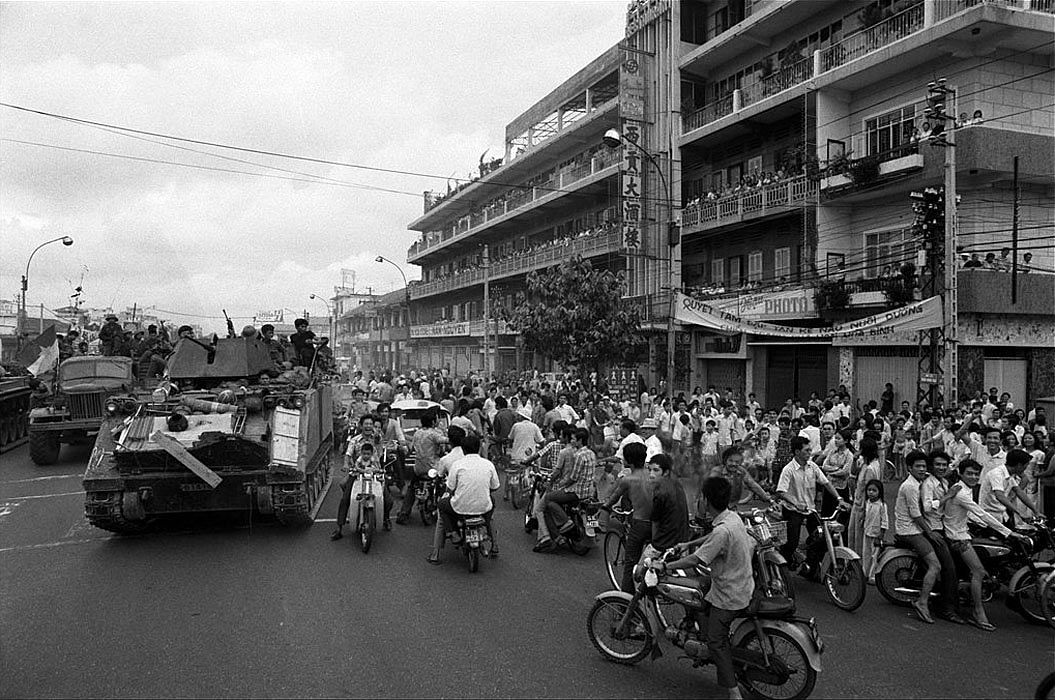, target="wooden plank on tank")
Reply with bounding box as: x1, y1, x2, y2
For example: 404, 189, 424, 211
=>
150, 431, 223, 488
